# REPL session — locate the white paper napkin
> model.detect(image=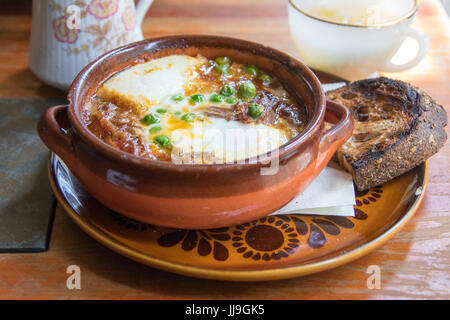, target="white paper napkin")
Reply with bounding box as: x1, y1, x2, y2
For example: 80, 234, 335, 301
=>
271, 164, 356, 217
